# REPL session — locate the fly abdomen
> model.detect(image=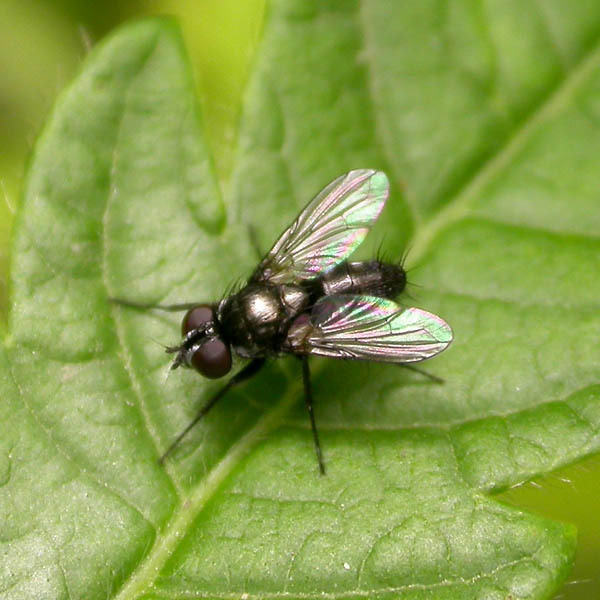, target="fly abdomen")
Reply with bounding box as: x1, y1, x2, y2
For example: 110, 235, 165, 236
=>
319, 260, 406, 299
